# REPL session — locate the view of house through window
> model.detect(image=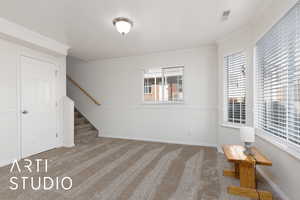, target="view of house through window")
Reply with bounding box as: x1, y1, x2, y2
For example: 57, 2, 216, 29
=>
224, 52, 246, 124
144, 67, 184, 103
